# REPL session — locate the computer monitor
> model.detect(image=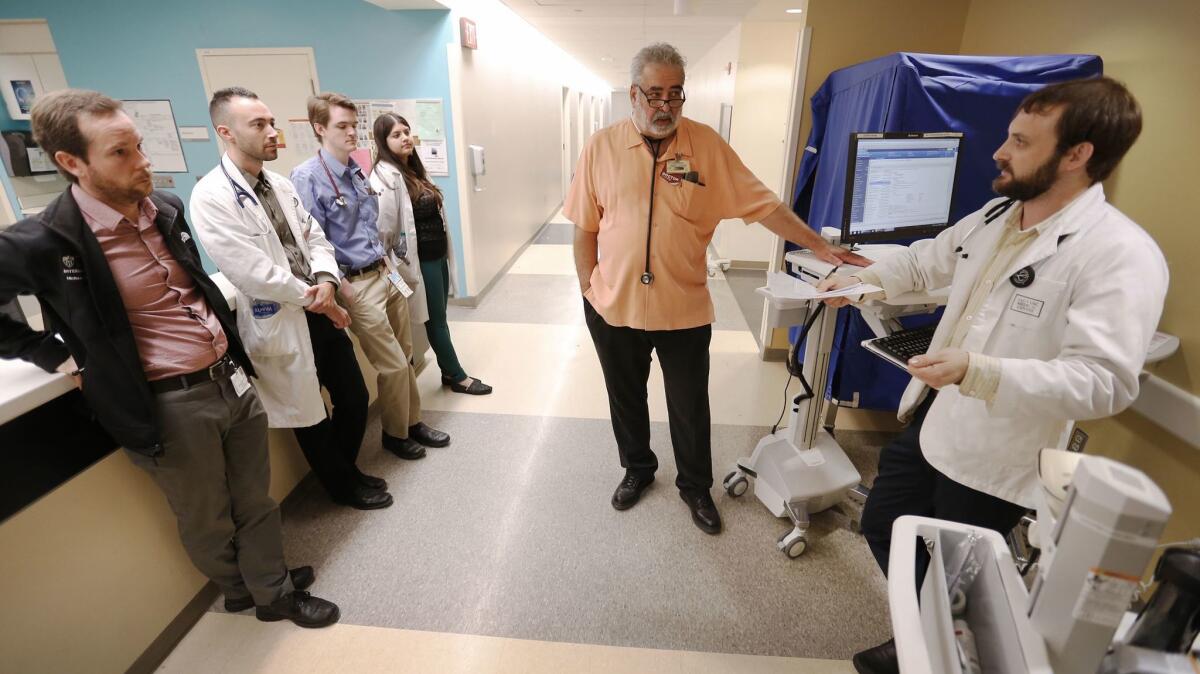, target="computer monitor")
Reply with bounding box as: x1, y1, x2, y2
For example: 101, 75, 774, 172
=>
841, 132, 963, 244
